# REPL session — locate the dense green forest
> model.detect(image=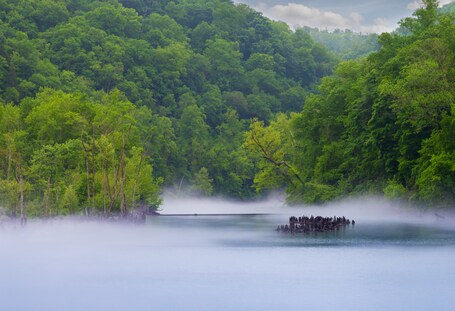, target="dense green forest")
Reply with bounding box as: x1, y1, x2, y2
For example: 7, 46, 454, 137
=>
0, 0, 337, 217
0, 0, 454, 218
244, 0, 455, 207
